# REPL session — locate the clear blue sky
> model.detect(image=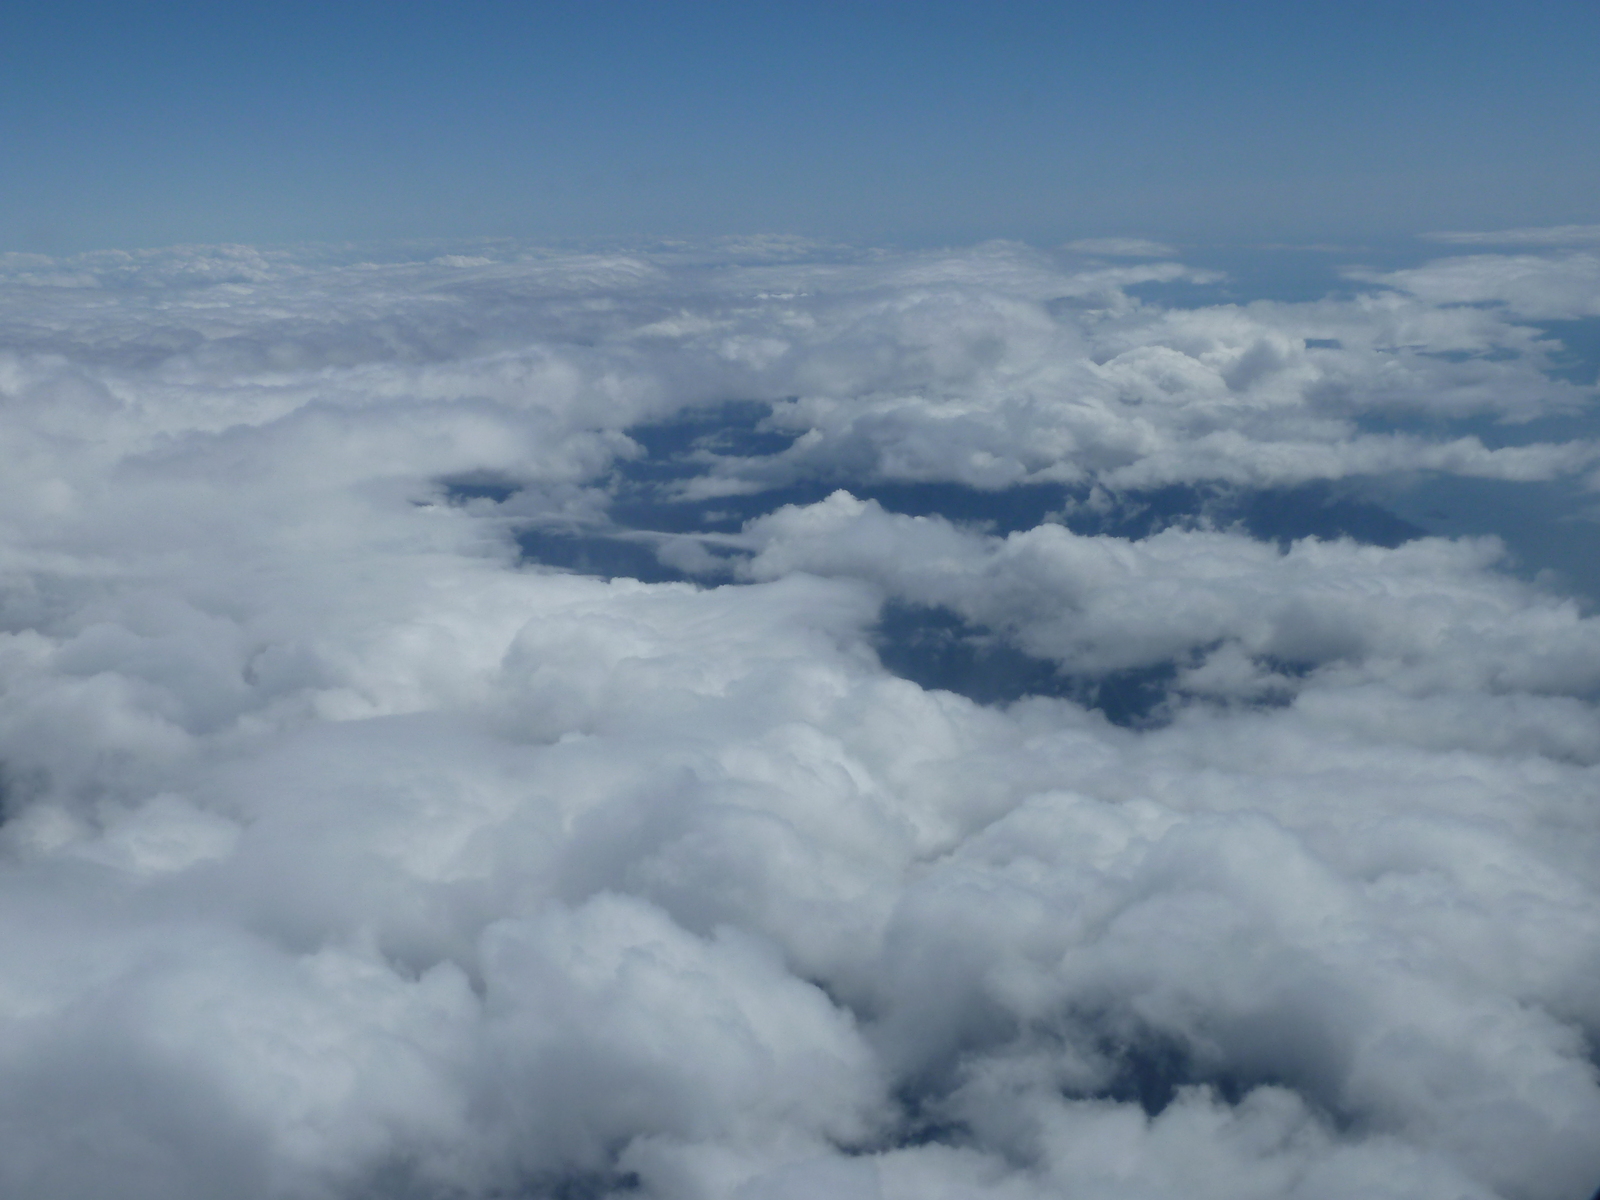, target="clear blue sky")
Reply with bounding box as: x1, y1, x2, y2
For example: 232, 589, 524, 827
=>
4, 0, 1597, 253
